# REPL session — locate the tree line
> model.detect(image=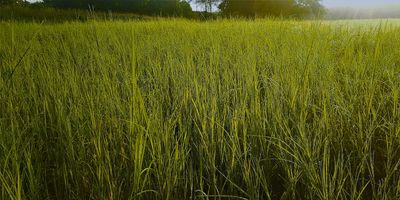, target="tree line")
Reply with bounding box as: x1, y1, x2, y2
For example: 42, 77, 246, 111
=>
0, 0, 324, 18
219, 0, 324, 18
